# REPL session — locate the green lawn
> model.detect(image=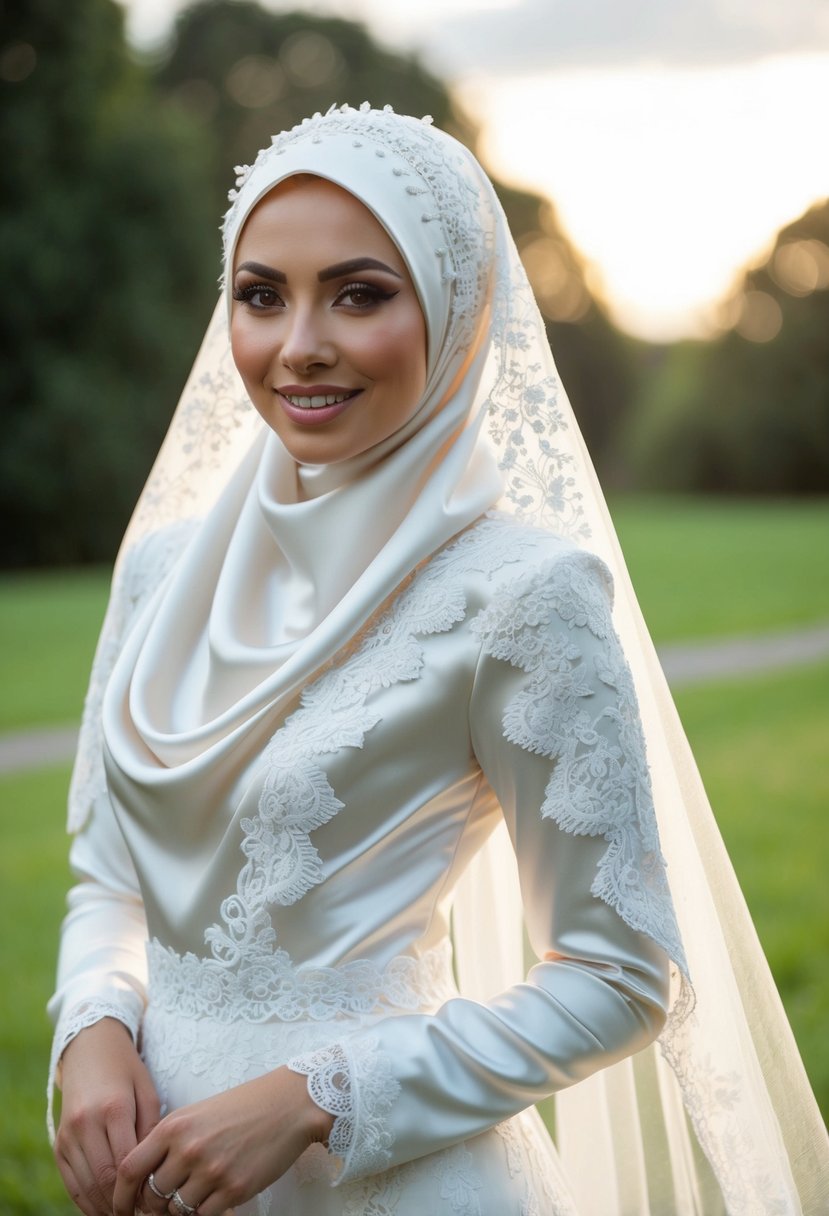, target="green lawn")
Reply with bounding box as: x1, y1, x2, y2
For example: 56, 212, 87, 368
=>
1, 497, 827, 1204
0, 569, 110, 731
610, 495, 829, 642
0, 766, 78, 1213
